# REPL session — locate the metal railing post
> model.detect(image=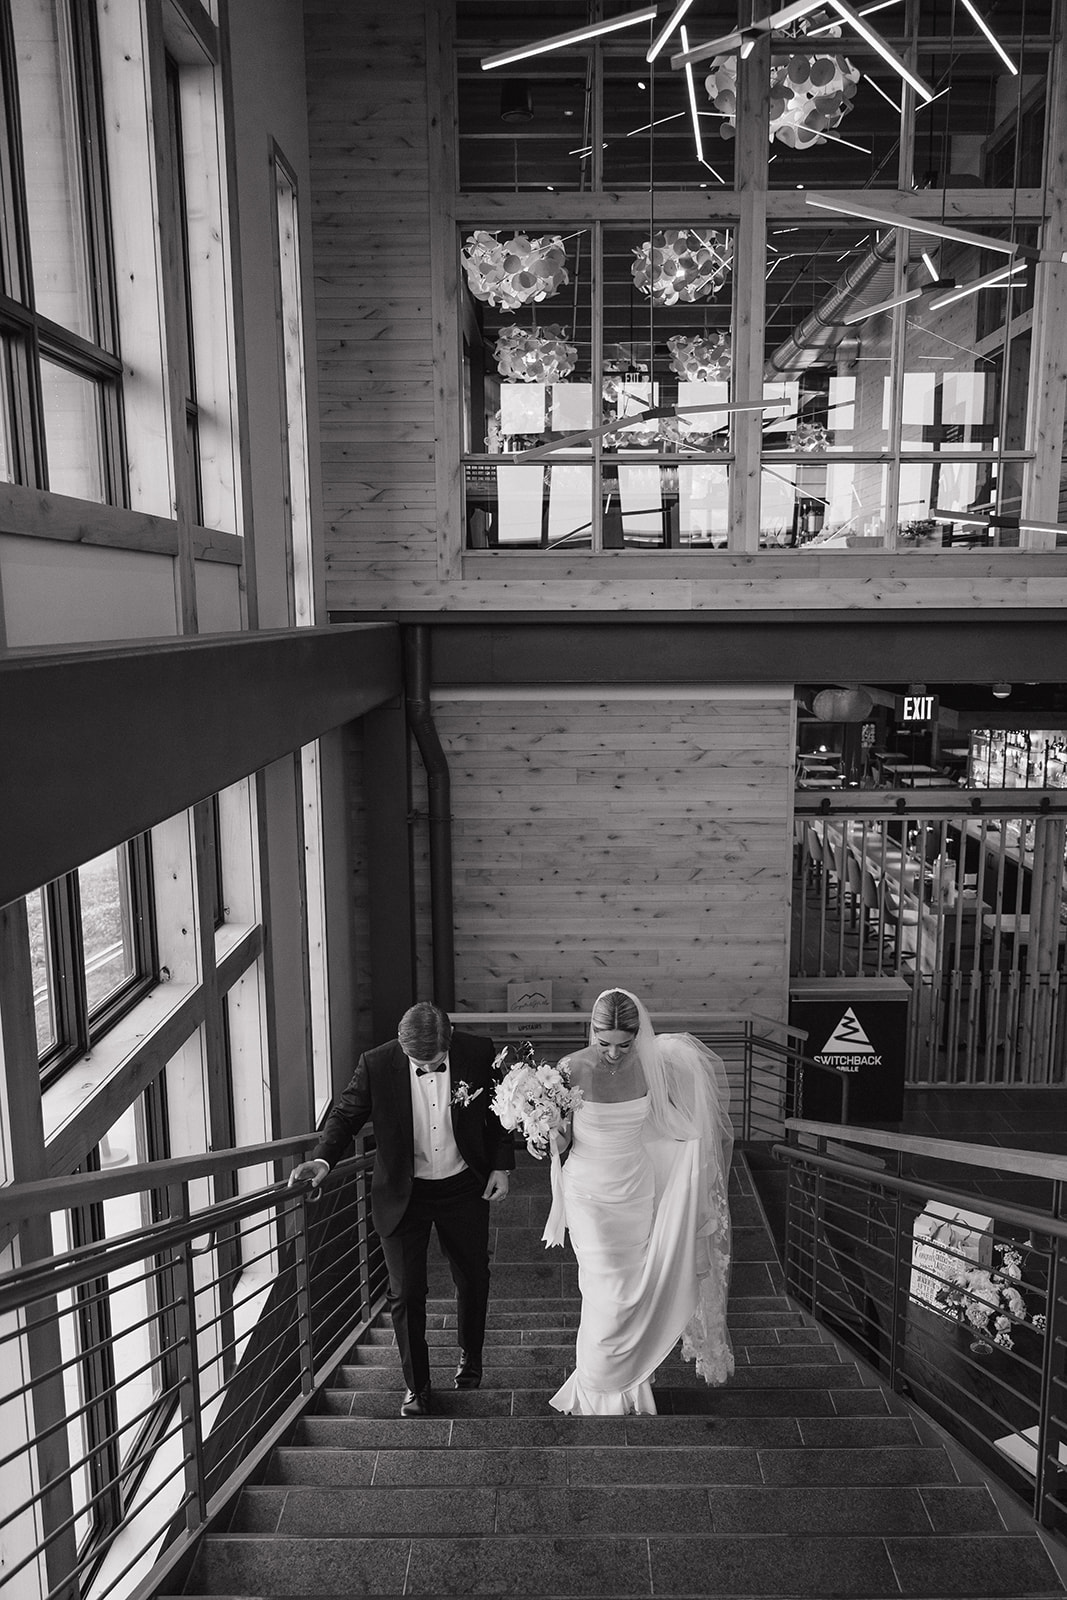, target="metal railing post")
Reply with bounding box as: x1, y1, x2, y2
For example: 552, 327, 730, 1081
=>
357, 1161, 374, 1323
743, 1022, 752, 1142
167, 1182, 208, 1533
1035, 1179, 1067, 1529
811, 1160, 825, 1316
293, 1189, 316, 1397
887, 1152, 908, 1393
